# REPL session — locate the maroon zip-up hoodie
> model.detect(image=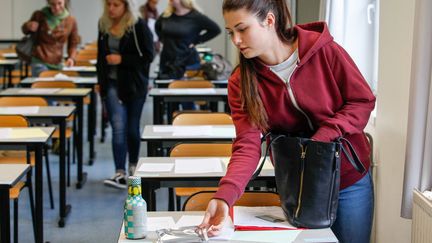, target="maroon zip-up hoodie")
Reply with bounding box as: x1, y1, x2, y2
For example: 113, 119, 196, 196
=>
214, 22, 376, 207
